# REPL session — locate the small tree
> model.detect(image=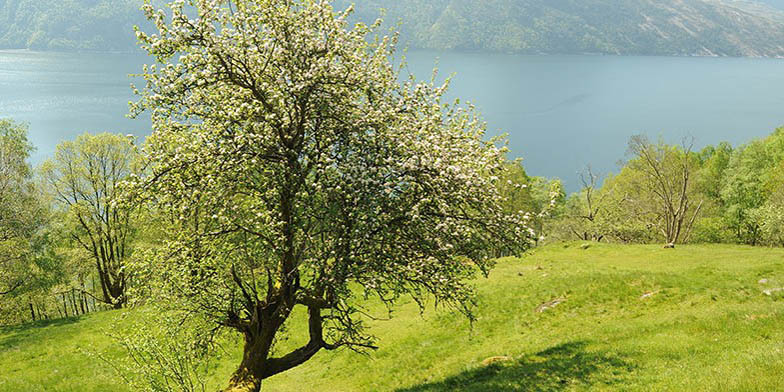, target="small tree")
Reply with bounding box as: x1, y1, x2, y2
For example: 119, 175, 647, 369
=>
565, 166, 609, 242
0, 119, 37, 297
131, 1, 531, 390
0, 120, 36, 240
754, 159, 784, 246
41, 133, 142, 309
626, 135, 702, 245
0, 120, 64, 325
719, 131, 784, 245
495, 161, 563, 246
